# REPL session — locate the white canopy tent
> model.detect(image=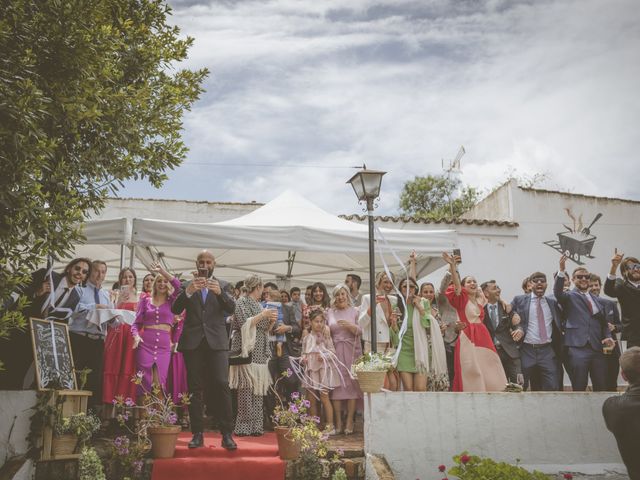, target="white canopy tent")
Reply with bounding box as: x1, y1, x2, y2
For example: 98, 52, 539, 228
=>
130, 191, 457, 287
